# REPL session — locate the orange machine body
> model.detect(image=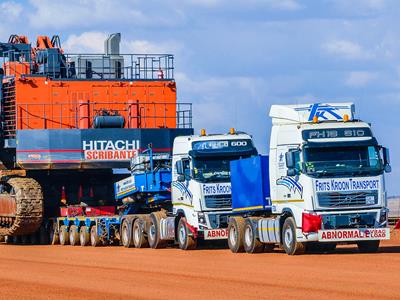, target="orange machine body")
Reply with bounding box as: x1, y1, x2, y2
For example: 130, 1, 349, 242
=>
12, 76, 177, 131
